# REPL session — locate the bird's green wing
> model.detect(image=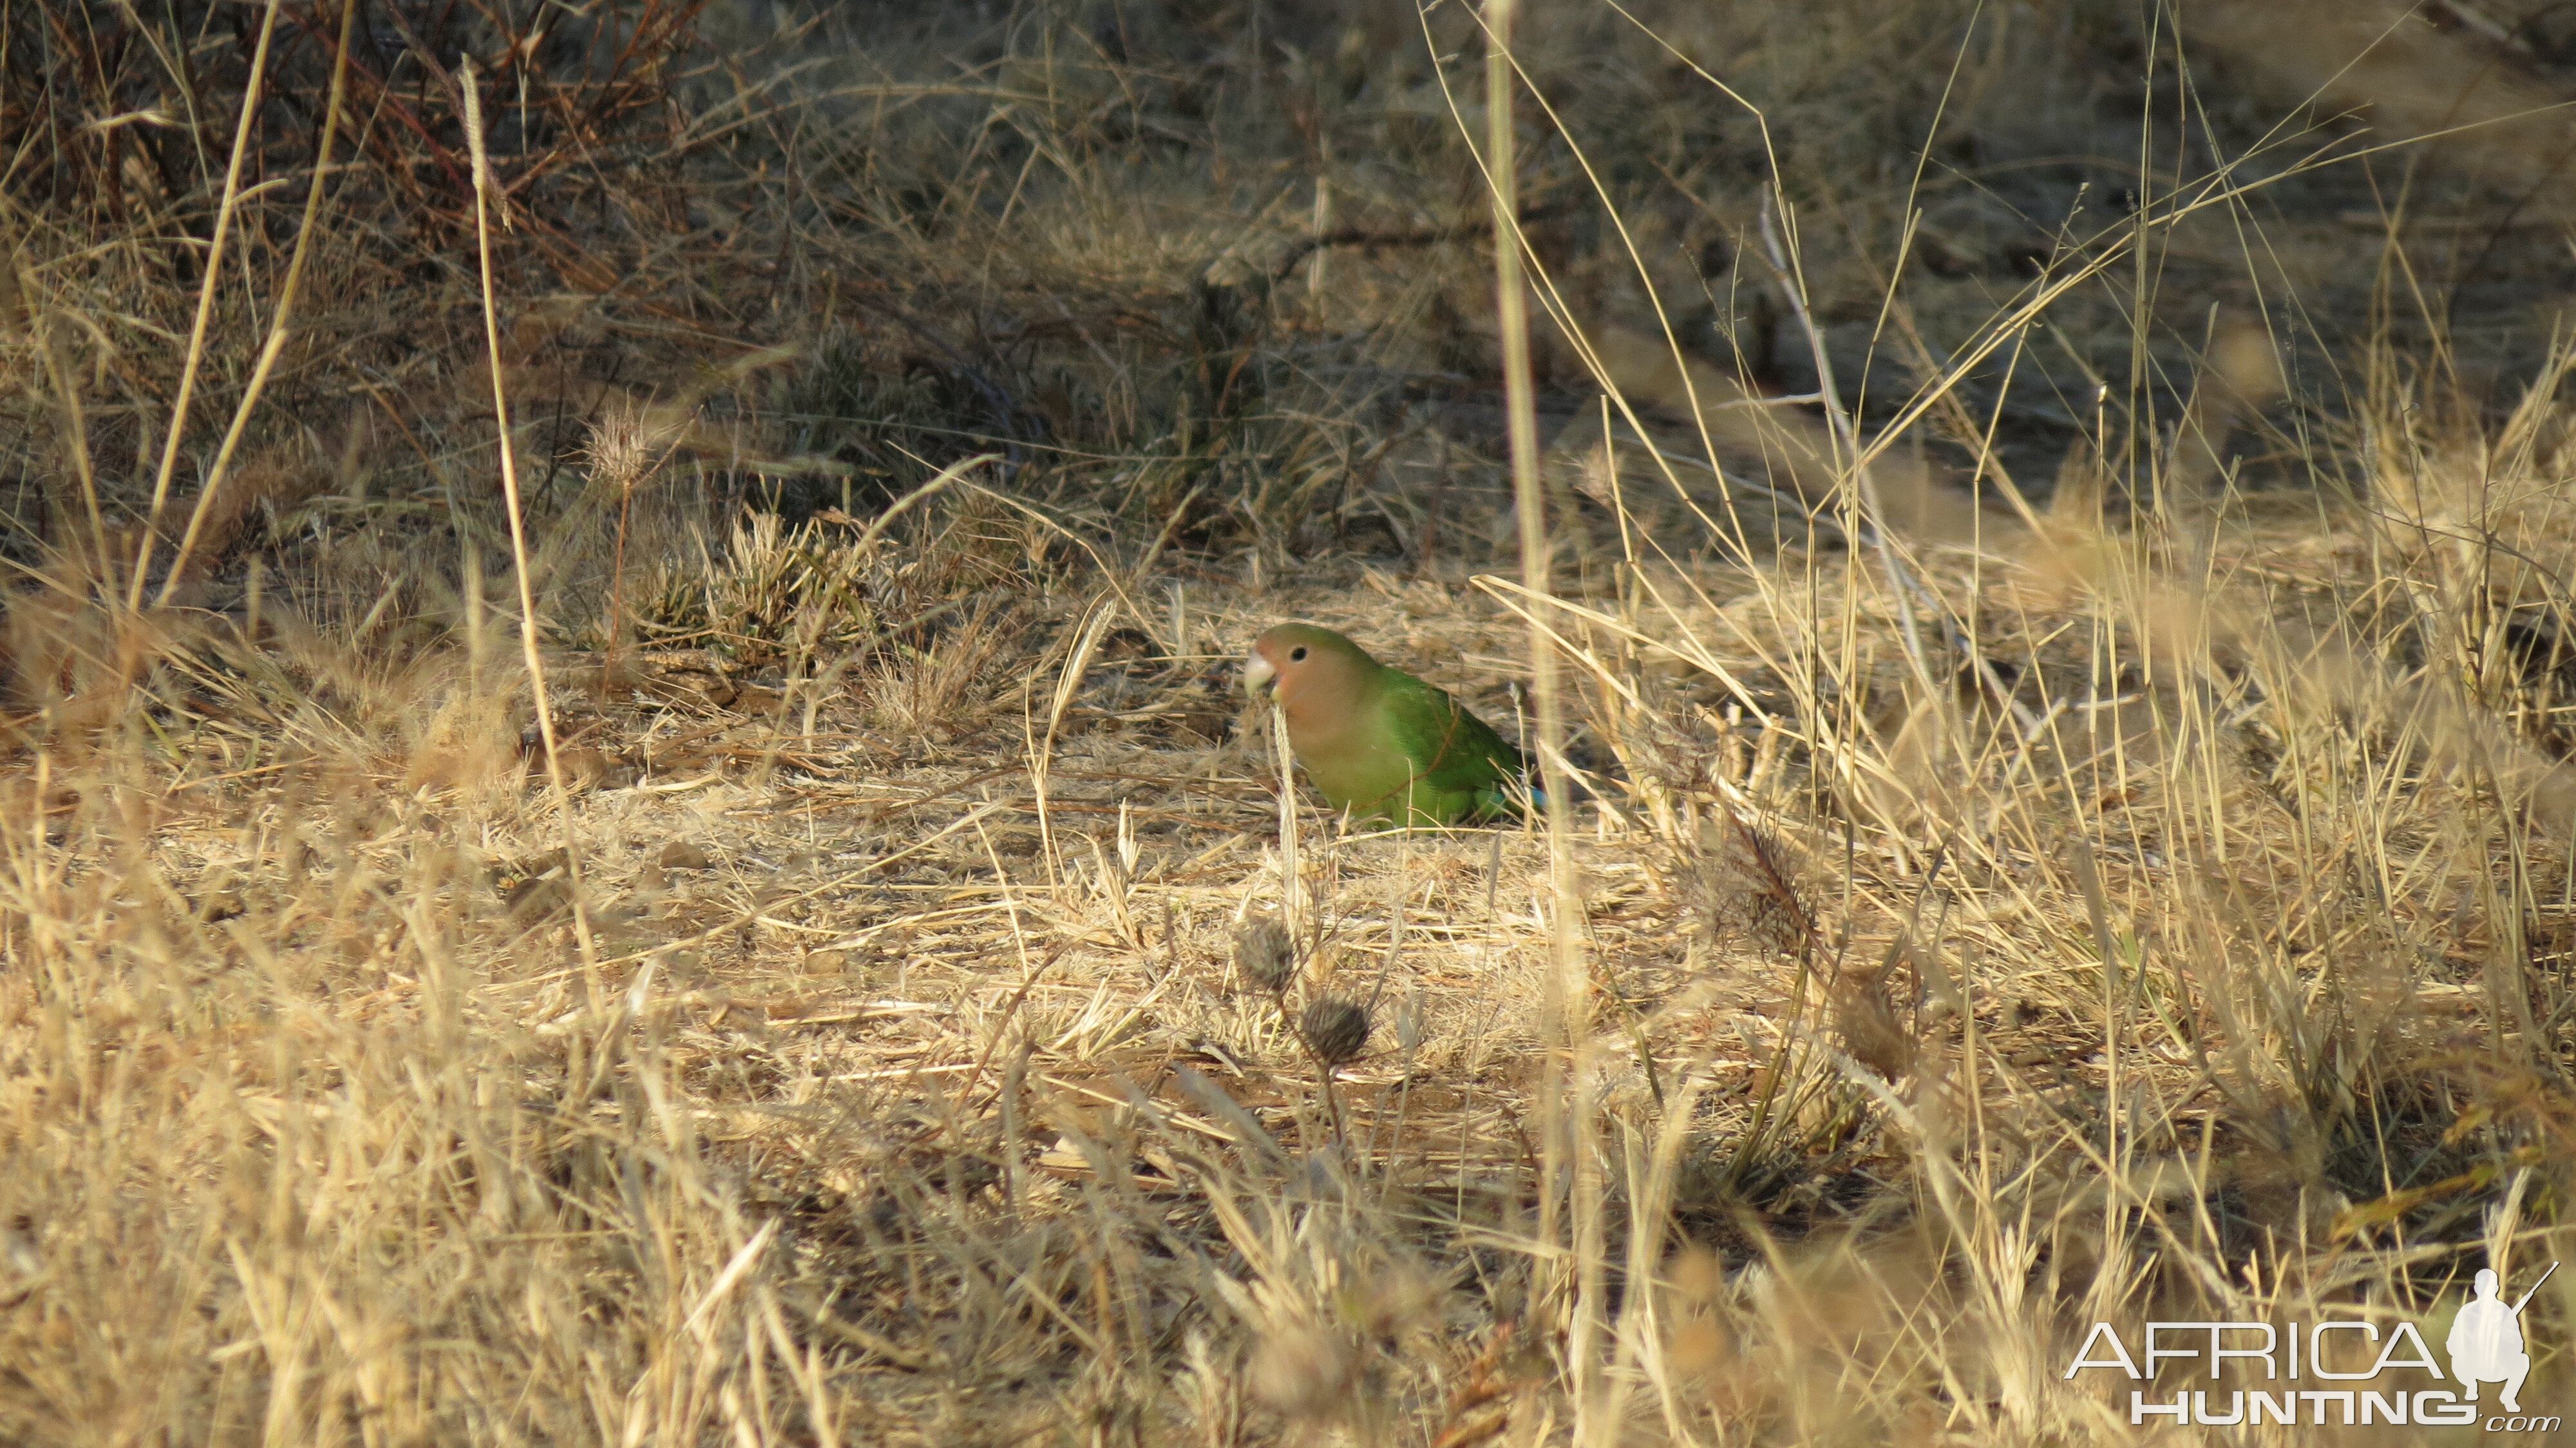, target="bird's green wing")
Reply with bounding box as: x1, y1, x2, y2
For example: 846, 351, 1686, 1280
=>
1374, 672, 1528, 822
